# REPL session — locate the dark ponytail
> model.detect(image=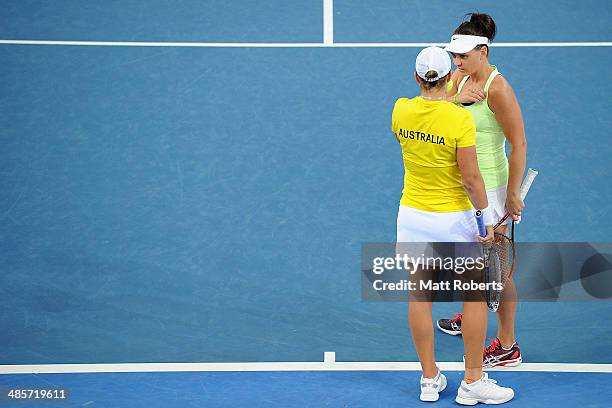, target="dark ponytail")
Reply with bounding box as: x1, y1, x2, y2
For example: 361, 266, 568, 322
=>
453, 13, 496, 41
